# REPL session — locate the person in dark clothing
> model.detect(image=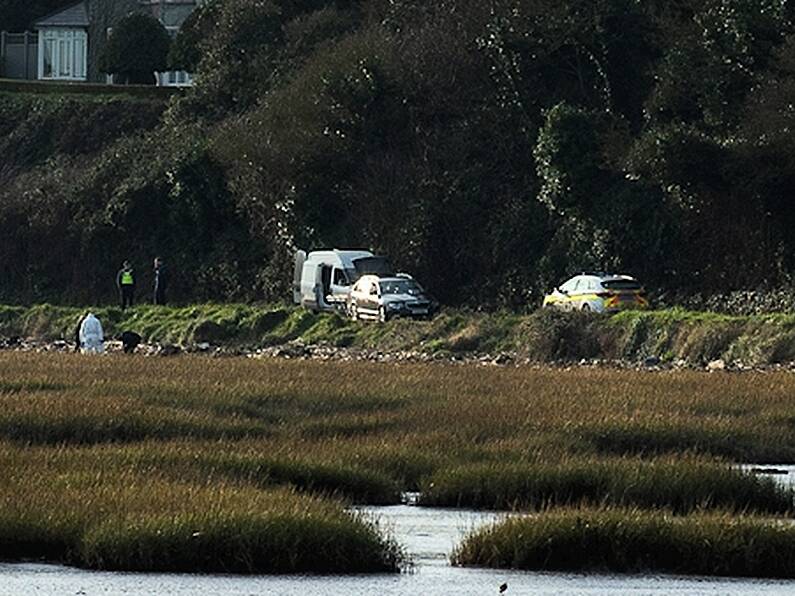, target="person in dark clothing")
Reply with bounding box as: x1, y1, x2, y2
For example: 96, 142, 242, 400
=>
116, 260, 135, 309
153, 257, 168, 305
74, 315, 83, 352
119, 330, 142, 354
